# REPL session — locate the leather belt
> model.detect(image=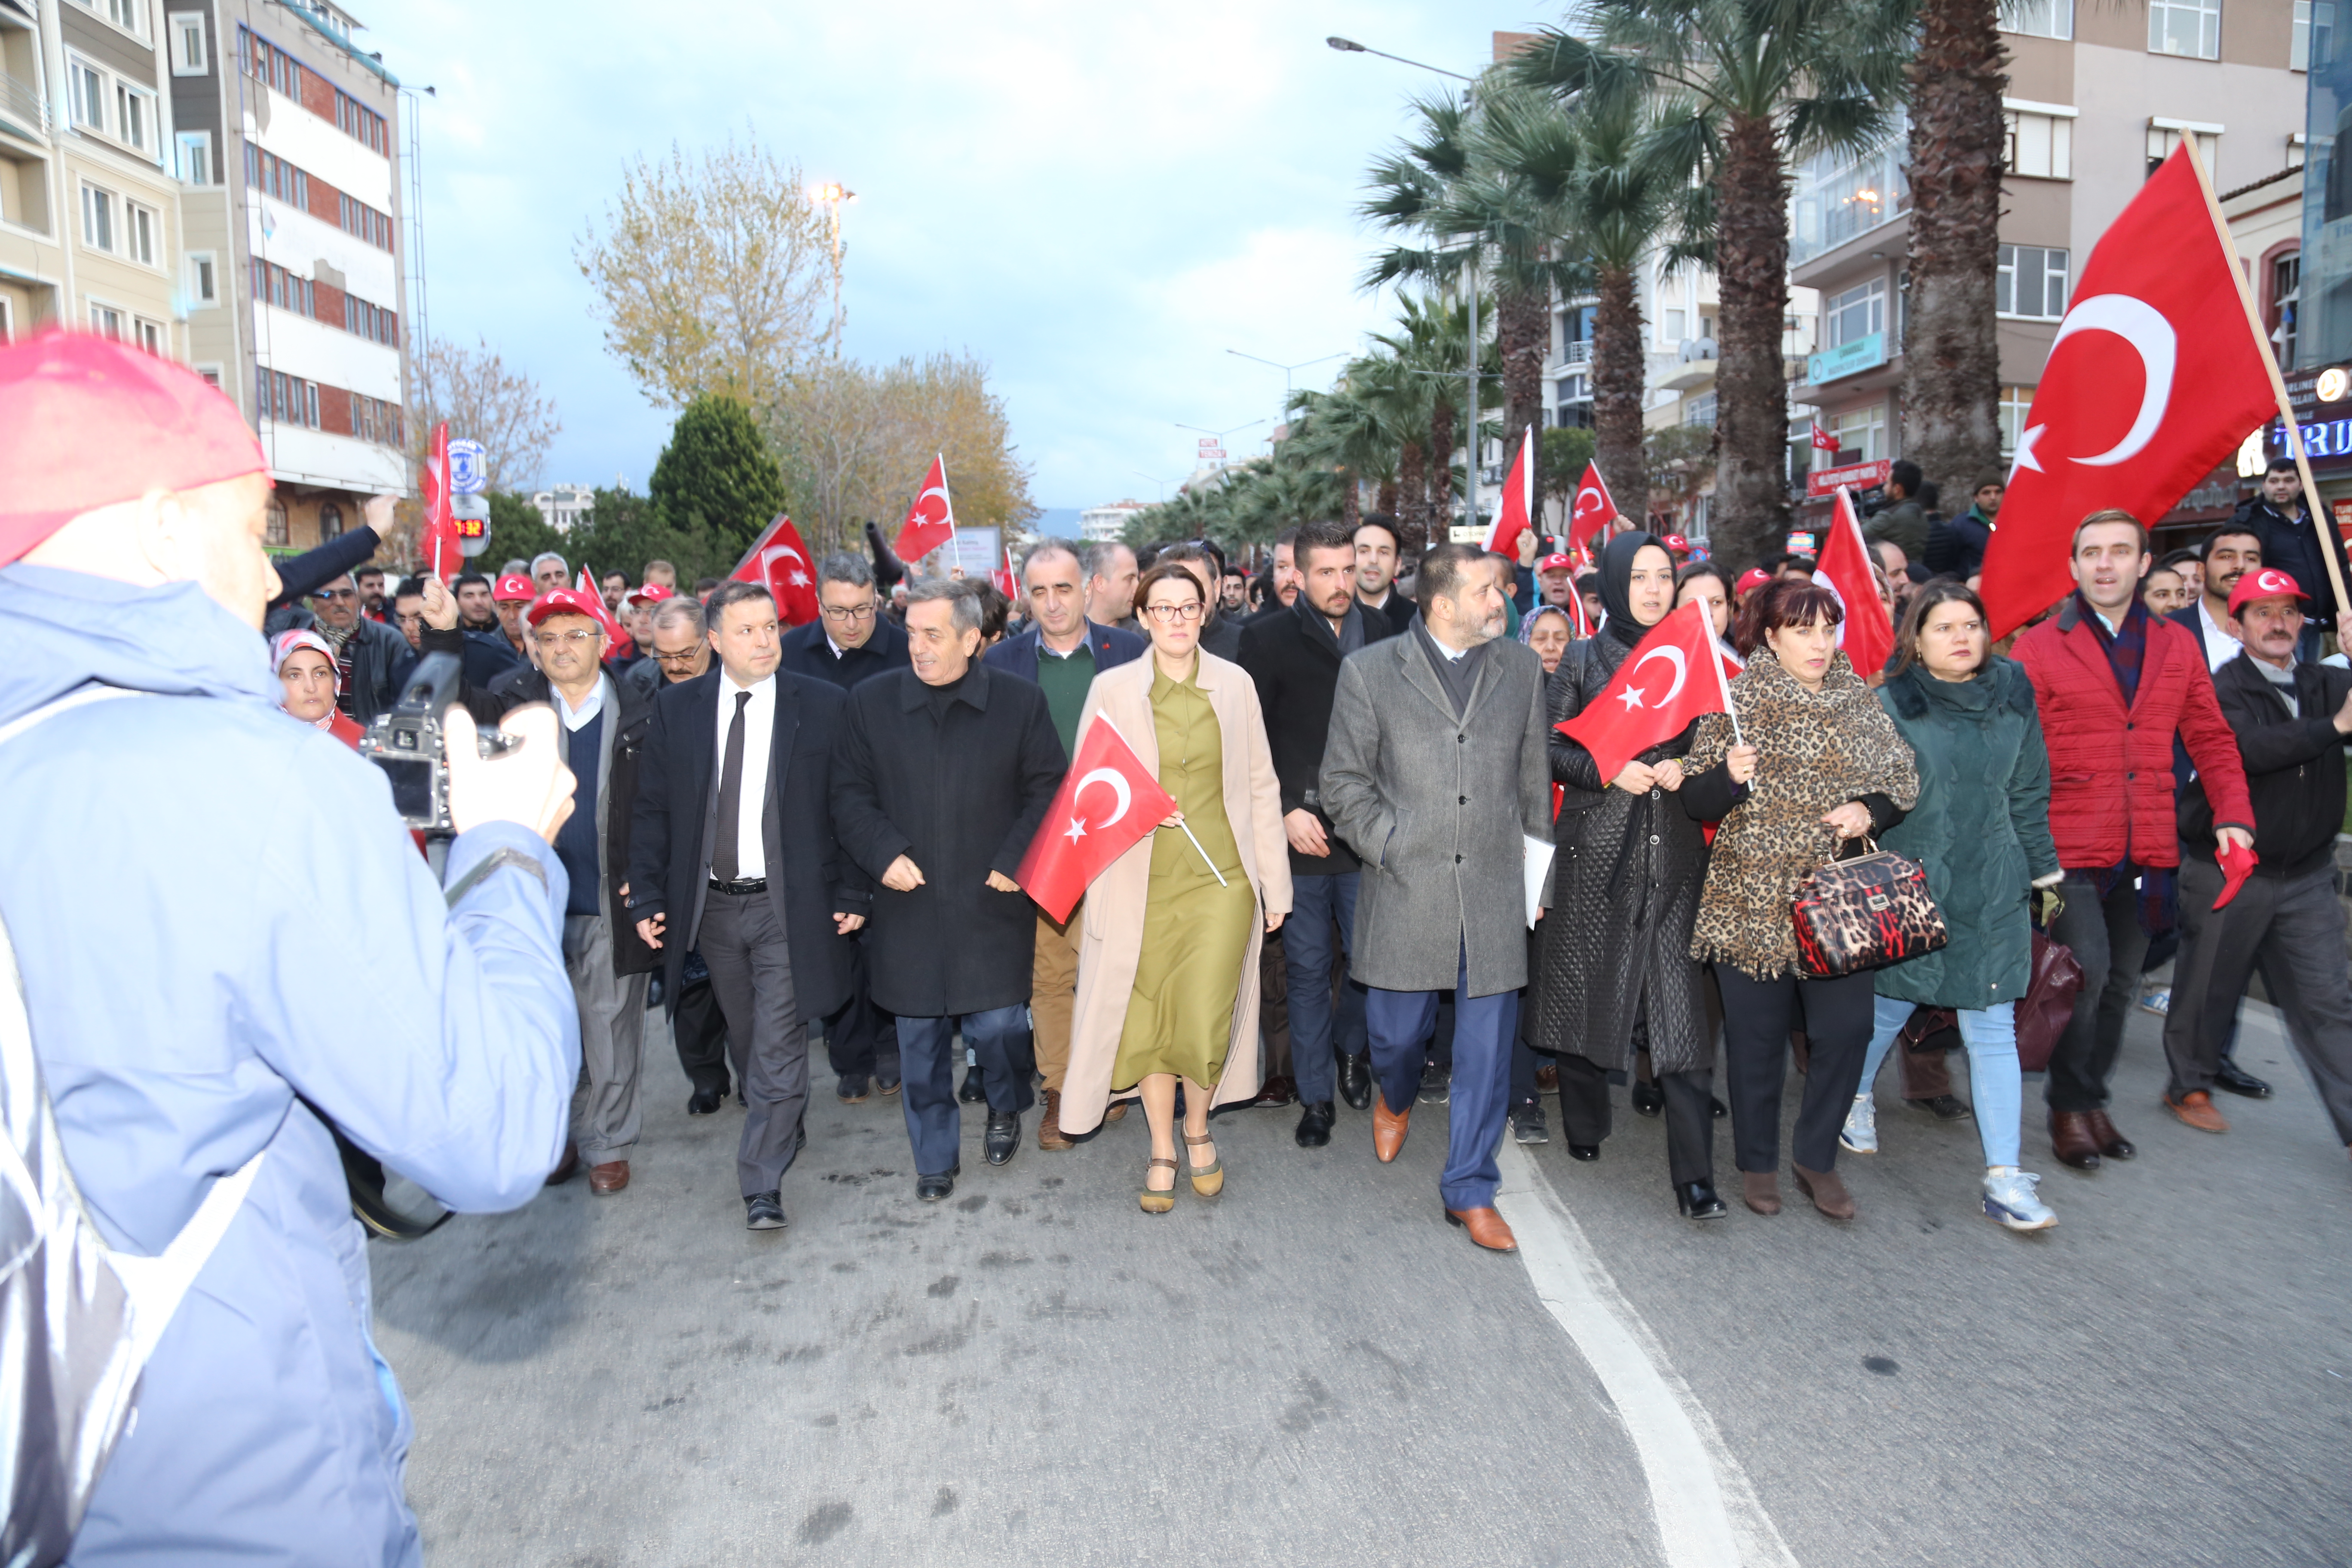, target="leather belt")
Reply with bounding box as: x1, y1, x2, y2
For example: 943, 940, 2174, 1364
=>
708, 876, 768, 895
